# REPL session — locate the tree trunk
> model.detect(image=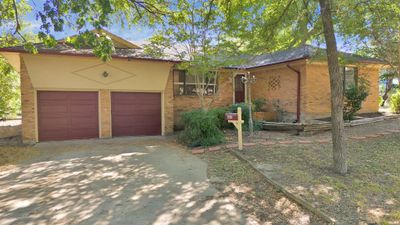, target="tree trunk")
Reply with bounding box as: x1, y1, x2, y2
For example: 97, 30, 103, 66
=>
381, 78, 393, 106
319, 0, 347, 175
